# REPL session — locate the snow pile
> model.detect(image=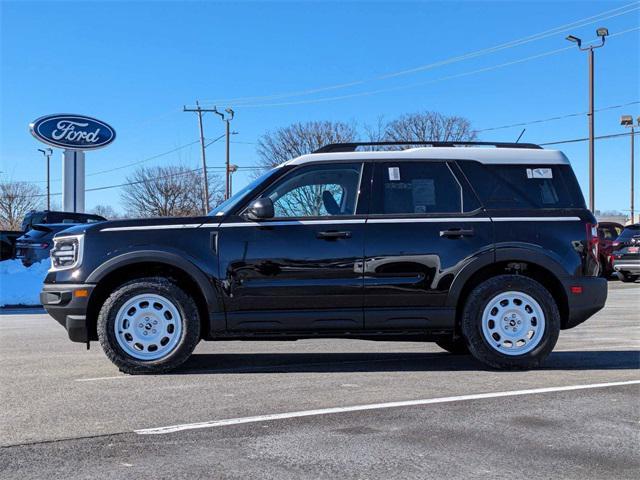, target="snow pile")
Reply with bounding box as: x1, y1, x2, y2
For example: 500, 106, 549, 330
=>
0, 259, 49, 307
